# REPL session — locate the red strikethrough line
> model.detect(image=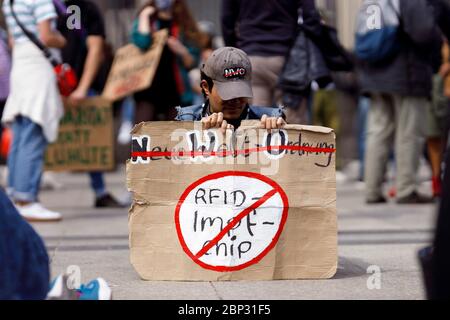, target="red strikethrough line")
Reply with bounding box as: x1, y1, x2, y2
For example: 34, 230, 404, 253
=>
194, 188, 278, 259
131, 145, 335, 158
